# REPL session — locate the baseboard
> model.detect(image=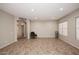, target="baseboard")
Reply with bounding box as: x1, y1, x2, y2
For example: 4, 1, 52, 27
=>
0, 39, 17, 49
60, 38, 79, 49
37, 37, 55, 39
